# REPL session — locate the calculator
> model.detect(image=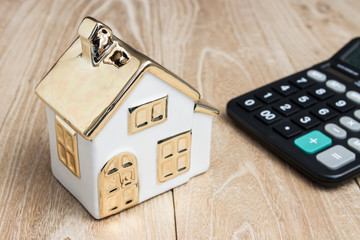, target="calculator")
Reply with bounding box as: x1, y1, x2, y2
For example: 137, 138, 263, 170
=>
227, 38, 360, 185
